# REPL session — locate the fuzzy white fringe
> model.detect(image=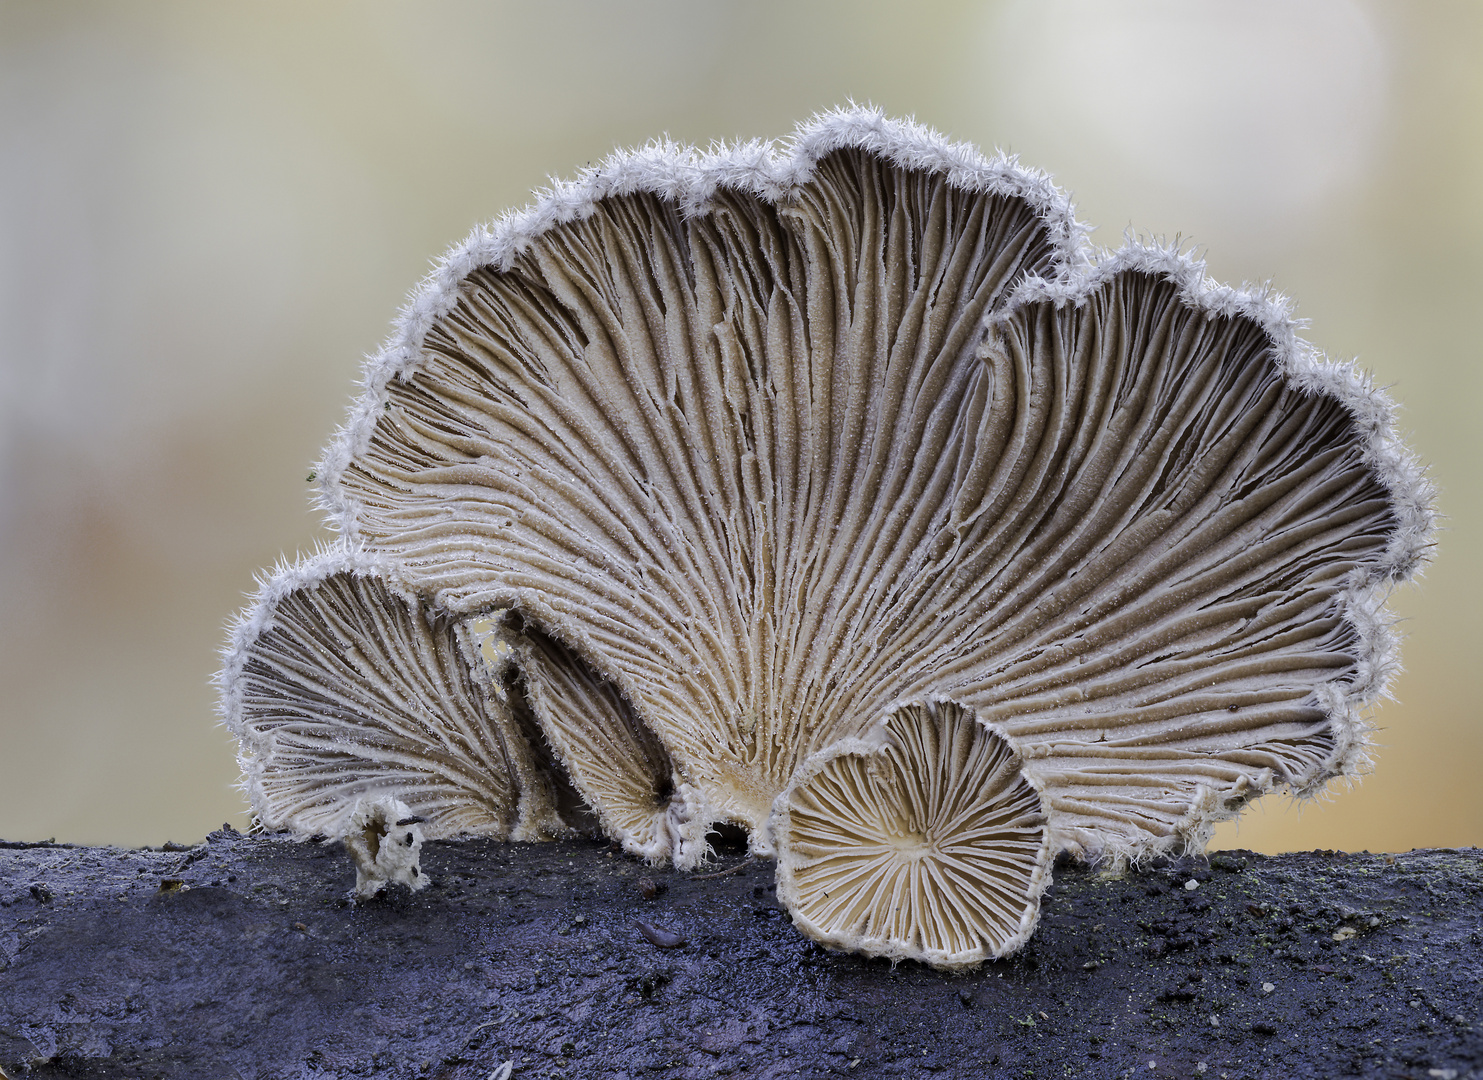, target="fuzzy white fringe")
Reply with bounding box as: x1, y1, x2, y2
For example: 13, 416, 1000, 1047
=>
312, 104, 1092, 538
